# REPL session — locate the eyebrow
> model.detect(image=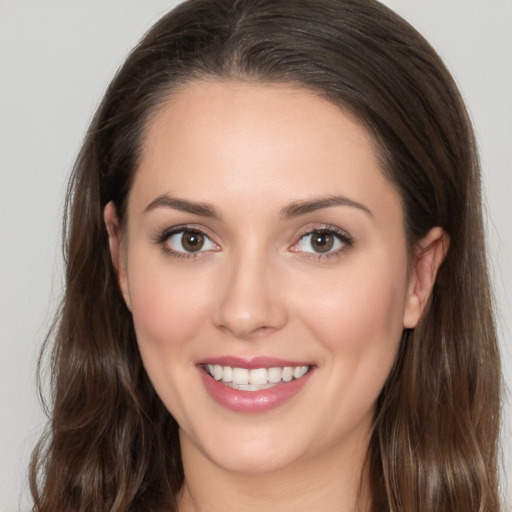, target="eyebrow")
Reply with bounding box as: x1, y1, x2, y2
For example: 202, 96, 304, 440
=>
144, 194, 222, 219
144, 193, 372, 221
280, 195, 373, 220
